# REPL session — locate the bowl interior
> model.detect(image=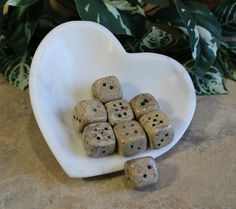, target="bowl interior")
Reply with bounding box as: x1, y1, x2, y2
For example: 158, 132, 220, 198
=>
30, 21, 196, 177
